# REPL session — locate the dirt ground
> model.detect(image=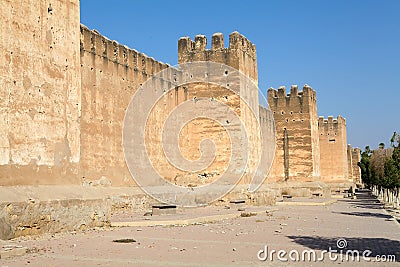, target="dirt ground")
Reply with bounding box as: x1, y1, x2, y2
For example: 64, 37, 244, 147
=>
1, 190, 399, 266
